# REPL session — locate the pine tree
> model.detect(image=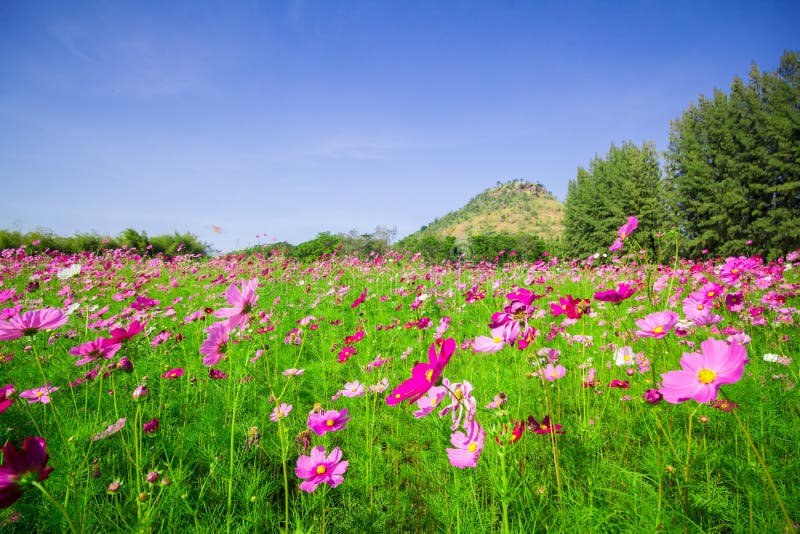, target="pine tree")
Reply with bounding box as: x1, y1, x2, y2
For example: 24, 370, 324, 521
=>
666, 51, 800, 259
